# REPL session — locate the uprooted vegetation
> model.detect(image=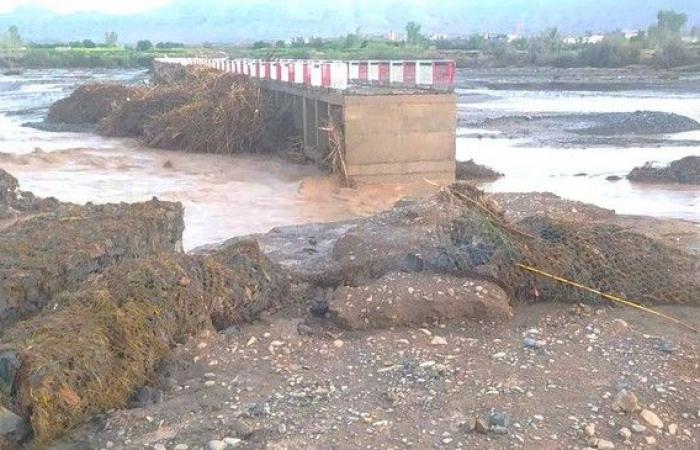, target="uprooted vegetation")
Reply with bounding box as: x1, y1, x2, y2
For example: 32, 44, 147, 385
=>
46, 84, 138, 124
0, 240, 288, 443
627, 155, 700, 185
0, 169, 185, 328
47, 66, 294, 156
